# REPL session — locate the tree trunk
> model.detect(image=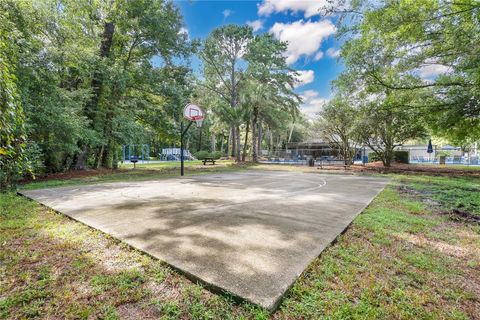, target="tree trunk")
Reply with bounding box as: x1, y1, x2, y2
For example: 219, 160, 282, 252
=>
226, 130, 230, 157
94, 145, 104, 169
235, 125, 241, 161
257, 123, 262, 157
269, 130, 274, 152
112, 144, 118, 169
242, 120, 250, 162
211, 134, 216, 152
220, 133, 225, 154
288, 121, 294, 143
230, 126, 236, 158
252, 106, 258, 162
384, 149, 393, 167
